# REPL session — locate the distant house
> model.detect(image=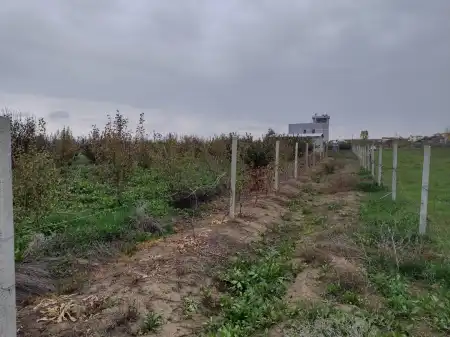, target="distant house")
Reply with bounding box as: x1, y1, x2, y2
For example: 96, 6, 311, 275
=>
430, 133, 447, 144
408, 135, 424, 142
288, 113, 330, 142
381, 137, 397, 148
268, 132, 325, 152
